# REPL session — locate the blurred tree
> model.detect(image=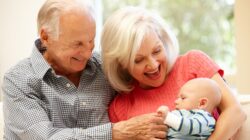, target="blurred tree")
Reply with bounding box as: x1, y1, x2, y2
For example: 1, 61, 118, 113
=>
102, 0, 235, 73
